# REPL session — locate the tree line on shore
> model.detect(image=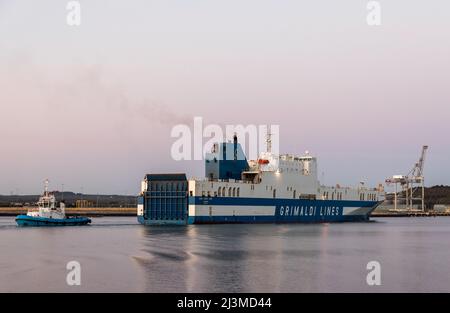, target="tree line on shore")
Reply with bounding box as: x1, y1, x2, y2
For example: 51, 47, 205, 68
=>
0, 192, 137, 208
